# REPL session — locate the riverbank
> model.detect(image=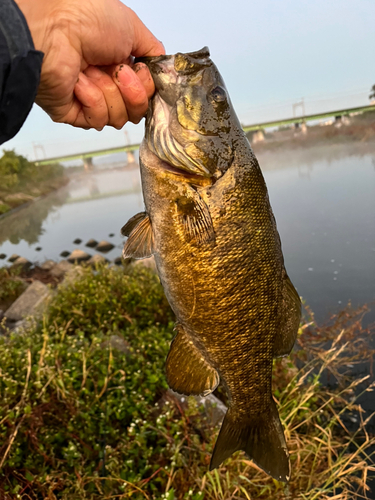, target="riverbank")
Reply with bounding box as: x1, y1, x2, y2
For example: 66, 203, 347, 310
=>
249, 109, 375, 153
0, 262, 374, 499
0, 150, 68, 216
